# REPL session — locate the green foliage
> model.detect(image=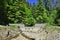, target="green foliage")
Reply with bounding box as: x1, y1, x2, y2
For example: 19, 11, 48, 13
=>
54, 7, 60, 25
23, 17, 36, 26
46, 10, 57, 25
23, 4, 36, 26
57, 19, 60, 25
0, 0, 60, 26
32, 0, 45, 23
0, 0, 9, 25
6, 0, 25, 23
